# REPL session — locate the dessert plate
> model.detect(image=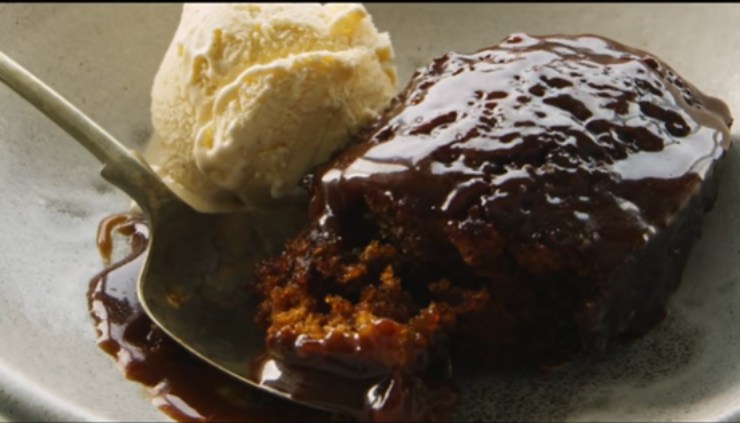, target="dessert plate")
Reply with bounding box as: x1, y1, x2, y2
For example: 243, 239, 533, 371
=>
2, 3, 740, 421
